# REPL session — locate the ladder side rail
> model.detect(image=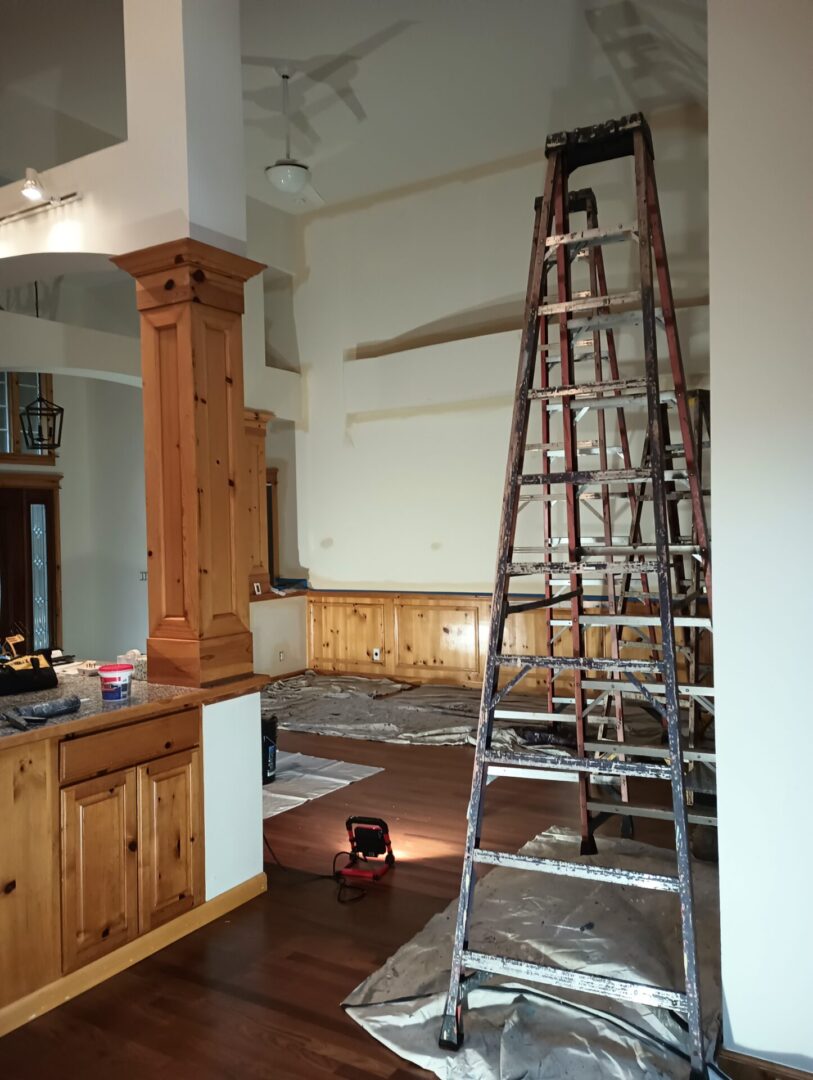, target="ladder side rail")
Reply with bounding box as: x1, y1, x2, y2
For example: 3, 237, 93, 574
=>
586, 228, 630, 814
644, 165, 712, 609
540, 251, 556, 716
634, 131, 705, 1078
590, 214, 658, 647
554, 165, 594, 854
439, 154, 559, 1051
